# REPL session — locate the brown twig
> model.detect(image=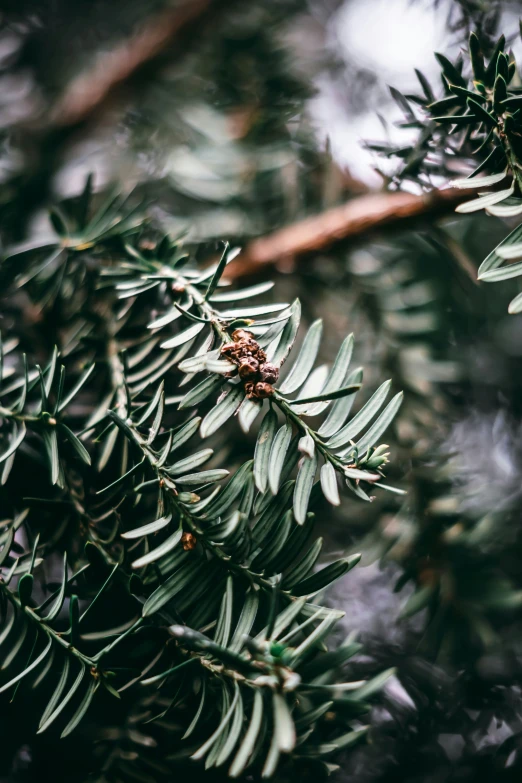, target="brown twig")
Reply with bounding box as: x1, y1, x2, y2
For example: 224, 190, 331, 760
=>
225, 187, 475, 280
47, 0, 214, 129
7, 0, 217, 240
